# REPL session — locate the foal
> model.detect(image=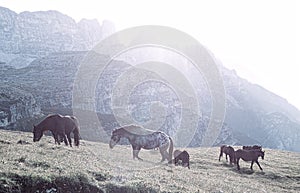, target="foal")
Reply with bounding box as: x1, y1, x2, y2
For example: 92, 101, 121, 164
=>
170, 150, 190, 169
